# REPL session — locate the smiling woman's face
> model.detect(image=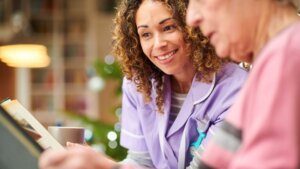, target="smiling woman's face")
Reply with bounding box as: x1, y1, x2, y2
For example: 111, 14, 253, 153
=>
186, 0, 259, 62
135, 0, 193, 76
